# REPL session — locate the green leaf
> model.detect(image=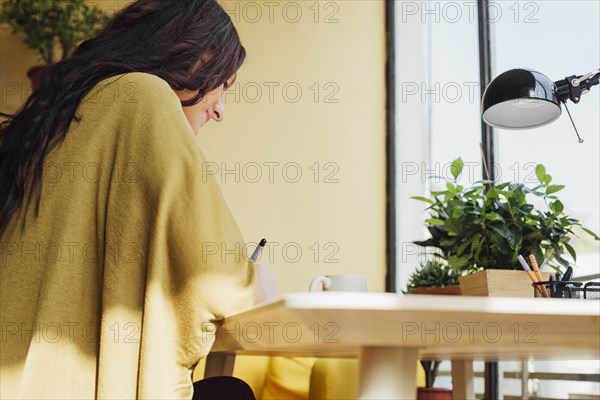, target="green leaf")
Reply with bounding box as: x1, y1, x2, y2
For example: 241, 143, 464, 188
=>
563, 242, 577, 261
456, 240, 471, 255
488, 230, 506, 248
484, 213, 505, 222
444, 219, 462, 235
535, 164, 547, 183
486, 187, 499, 199
440, 239, 457, 247
546, 185, 565, 195
581, 227, 600, 240
521, 204, 534, 213
450, 157, 464, 180
446, 182, 457, 194
411, 196, 434, 204
488, 223, 513, 241
413, 239, 438, 247
549, 200, 564, 214
508, 226, 523, 248
555, 255, 571, 268
448, 255, 470, 269
426, 218, 445, 226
